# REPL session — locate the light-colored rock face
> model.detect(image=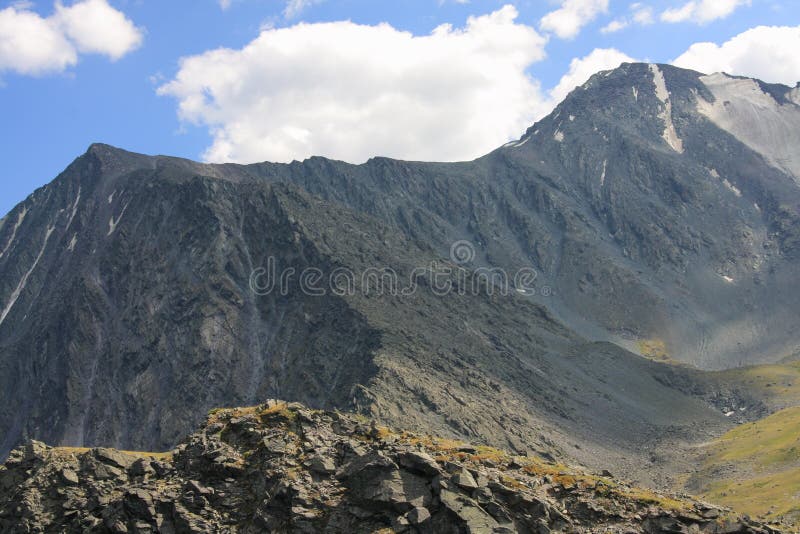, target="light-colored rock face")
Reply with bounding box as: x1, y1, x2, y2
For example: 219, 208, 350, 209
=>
649, 64, 684, 153
697, 73, 800, 183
